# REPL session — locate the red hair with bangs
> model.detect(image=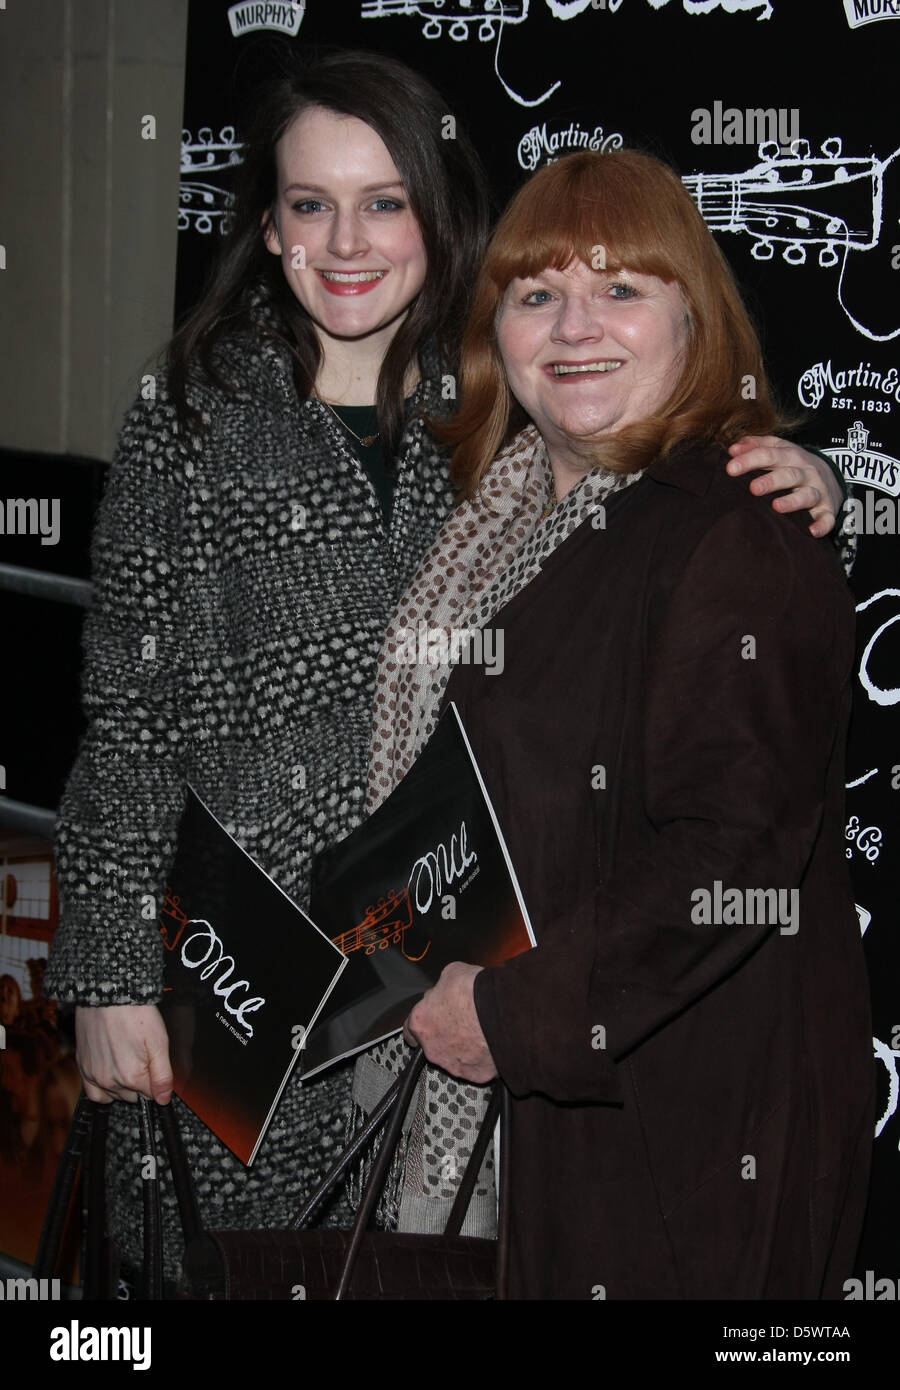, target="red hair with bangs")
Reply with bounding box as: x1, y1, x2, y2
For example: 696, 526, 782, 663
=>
438, 149, 788, 497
